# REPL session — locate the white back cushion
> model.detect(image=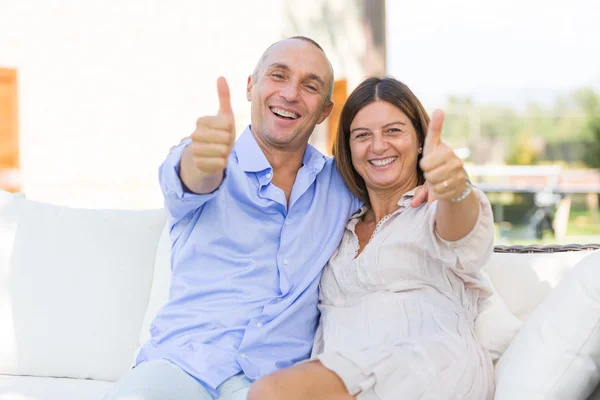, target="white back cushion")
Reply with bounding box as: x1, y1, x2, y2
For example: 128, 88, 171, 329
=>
0, 190, 165, 382
483, 251, 594, 321
138, 224, 171, 347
